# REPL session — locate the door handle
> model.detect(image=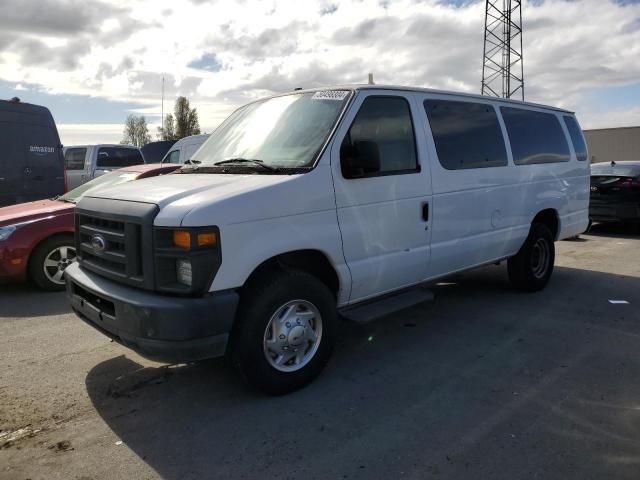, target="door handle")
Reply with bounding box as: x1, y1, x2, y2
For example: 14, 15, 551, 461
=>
422, 202, 429, 222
